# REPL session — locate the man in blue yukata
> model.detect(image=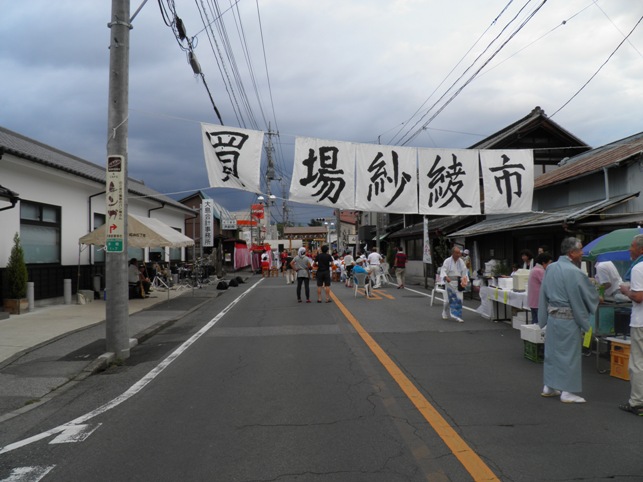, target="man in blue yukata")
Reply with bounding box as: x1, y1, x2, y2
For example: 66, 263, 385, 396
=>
538, 237, 599, 403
